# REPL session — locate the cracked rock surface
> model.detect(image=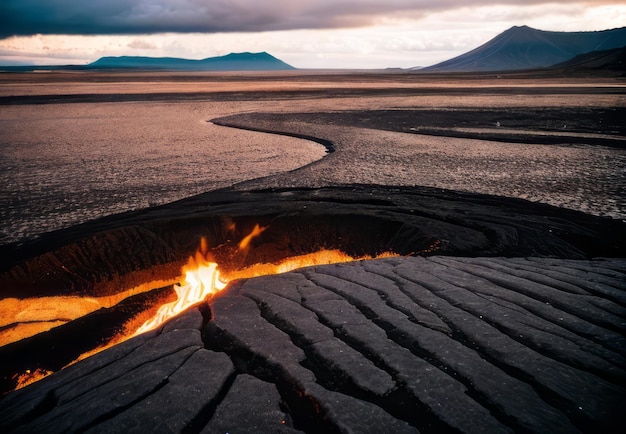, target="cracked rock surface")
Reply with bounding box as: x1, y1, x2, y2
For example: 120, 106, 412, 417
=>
1, 256, 624, 433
